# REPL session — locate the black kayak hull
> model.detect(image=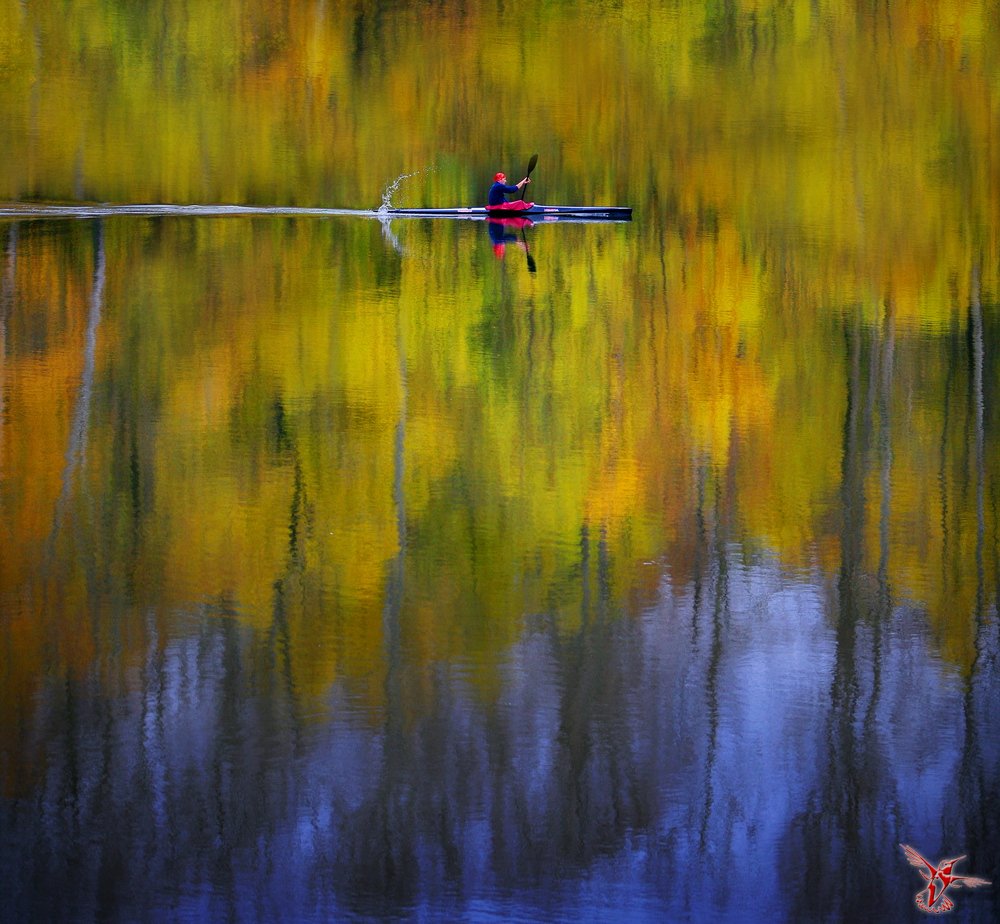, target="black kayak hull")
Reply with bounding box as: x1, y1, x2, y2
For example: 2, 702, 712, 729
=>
385, 205, 632, 220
